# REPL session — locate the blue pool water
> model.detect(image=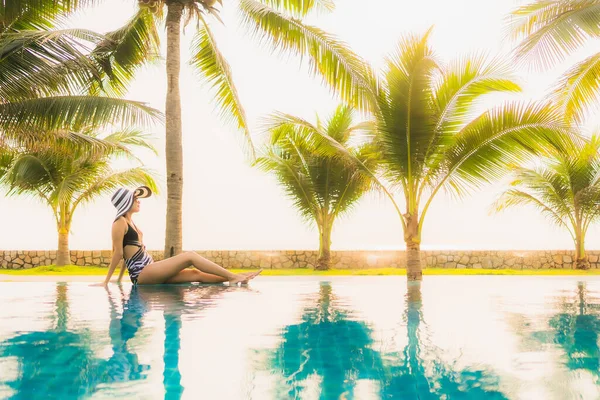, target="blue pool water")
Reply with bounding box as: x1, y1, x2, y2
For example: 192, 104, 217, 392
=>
1, 276, 600, 399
